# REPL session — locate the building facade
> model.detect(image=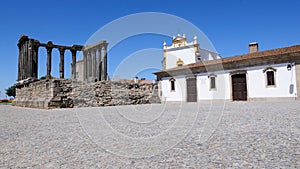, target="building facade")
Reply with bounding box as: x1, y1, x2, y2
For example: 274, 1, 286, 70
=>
162, 34, 220, 70
155, 35, 300, 102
